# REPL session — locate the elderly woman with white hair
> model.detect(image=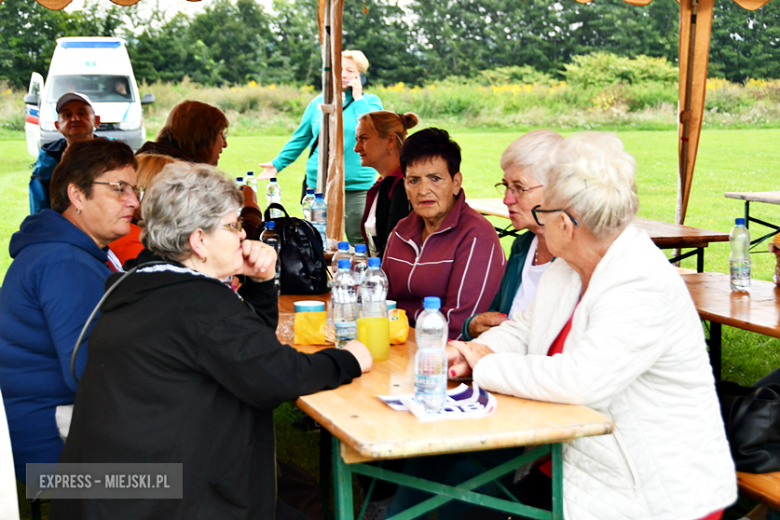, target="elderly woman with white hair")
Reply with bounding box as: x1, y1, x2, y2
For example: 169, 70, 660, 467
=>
461, 129, 563, 340
259, 50, 383, 245
448, 132, 736, 520
52, 163, 372, 520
